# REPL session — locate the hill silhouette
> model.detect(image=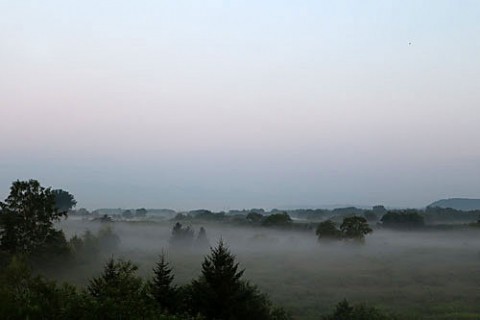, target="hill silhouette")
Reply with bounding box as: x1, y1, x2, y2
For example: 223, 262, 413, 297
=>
428, 198, 480, 211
